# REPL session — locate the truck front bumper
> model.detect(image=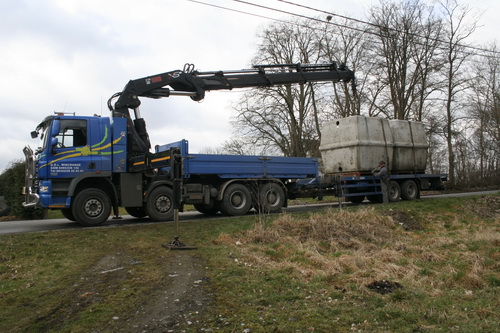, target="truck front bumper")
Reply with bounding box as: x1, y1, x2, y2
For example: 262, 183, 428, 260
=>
22, 146, 40, 208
